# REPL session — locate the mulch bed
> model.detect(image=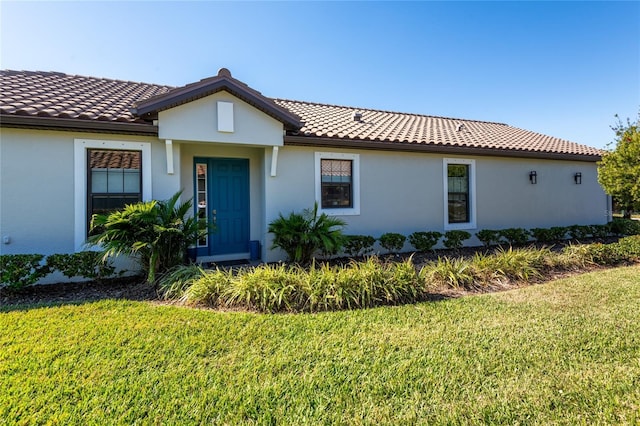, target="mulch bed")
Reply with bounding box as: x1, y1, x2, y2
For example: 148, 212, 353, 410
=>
0, 237, 622, 309
1, 276, 154, 308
